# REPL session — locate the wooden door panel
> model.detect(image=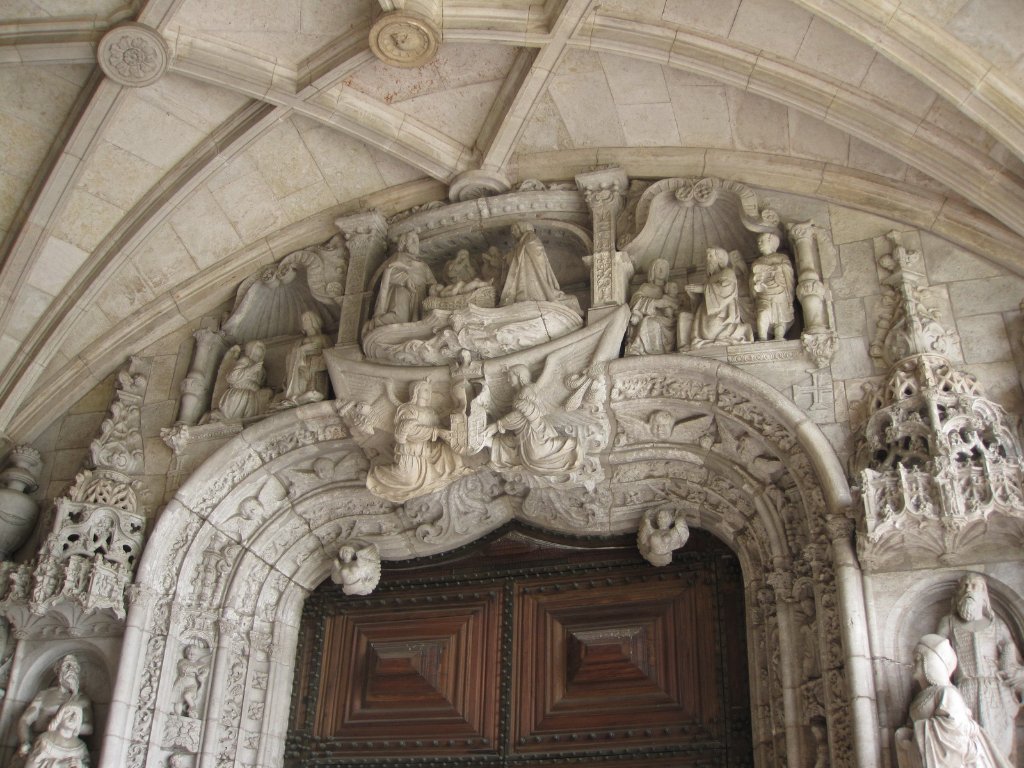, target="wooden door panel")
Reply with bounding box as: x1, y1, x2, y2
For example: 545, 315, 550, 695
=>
287, 529, 751, 767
